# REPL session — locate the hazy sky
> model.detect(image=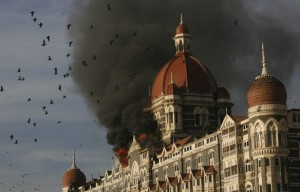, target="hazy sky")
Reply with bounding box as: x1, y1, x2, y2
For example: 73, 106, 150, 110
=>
0, 1, 300, 192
